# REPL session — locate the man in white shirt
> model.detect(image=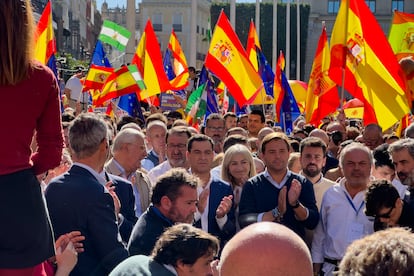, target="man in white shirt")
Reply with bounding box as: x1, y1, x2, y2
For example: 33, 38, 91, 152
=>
64, 67, 88, 113
311, 142, 374, 276
147, 126, 191, 186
